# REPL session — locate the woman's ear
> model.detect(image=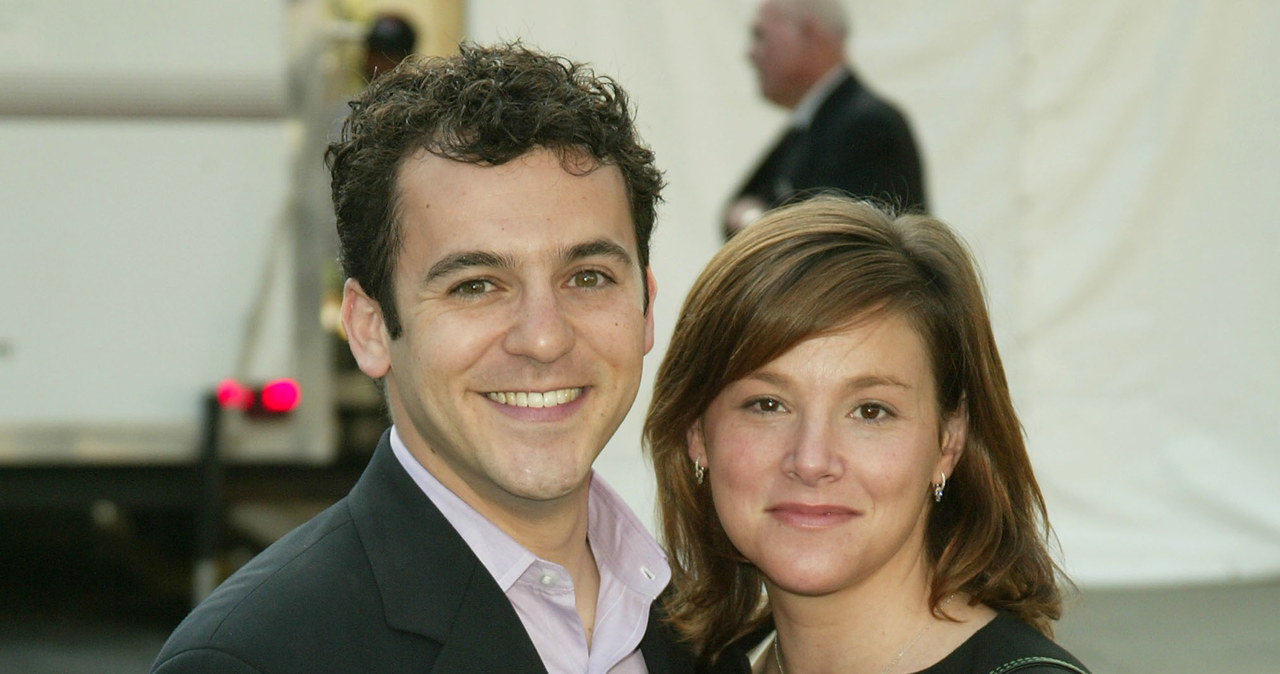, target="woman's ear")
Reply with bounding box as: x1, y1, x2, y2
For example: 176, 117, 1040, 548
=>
938, 400, 968, 476
341, 278, 392, 379
686, 420, 706, 467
